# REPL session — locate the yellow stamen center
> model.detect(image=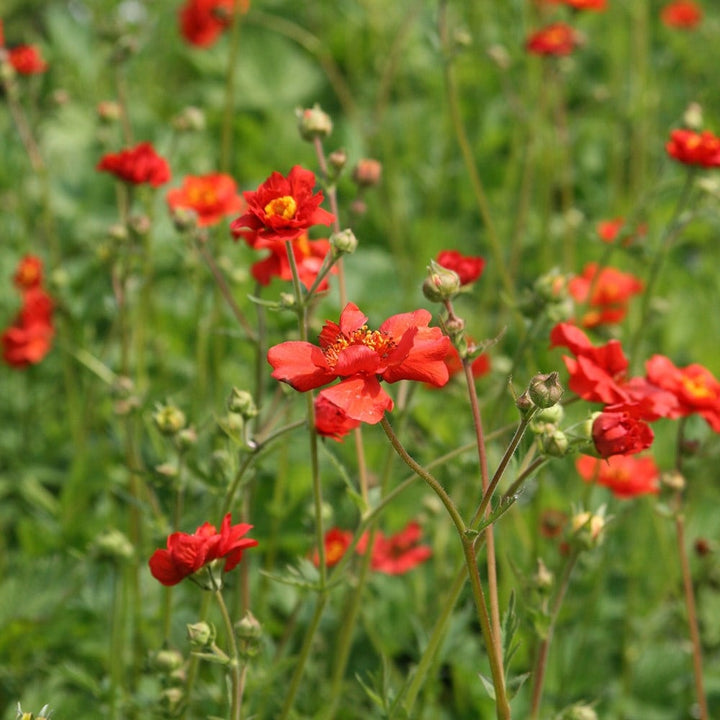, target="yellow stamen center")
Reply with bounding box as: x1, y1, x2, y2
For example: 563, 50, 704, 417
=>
323, 326, 396, 368
681, 375, 713, 400
264, 195, 297, 220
